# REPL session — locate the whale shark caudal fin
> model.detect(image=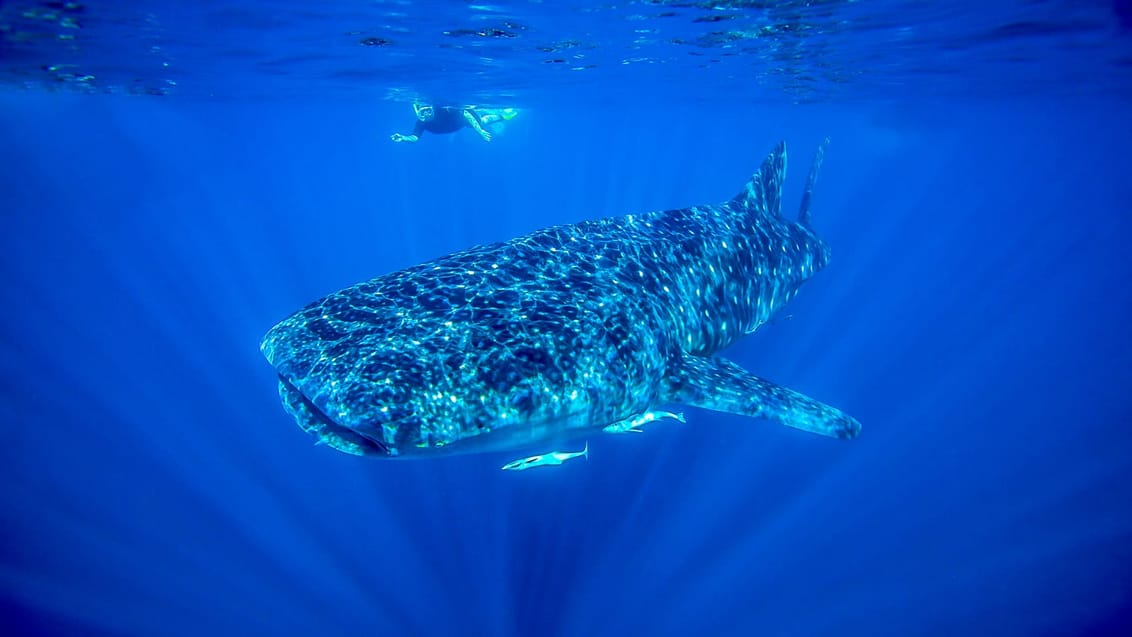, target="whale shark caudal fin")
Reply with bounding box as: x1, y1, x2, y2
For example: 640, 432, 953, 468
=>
730, 141, 787, 218
662, 354, 861, 439
798, 137, 830, 228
